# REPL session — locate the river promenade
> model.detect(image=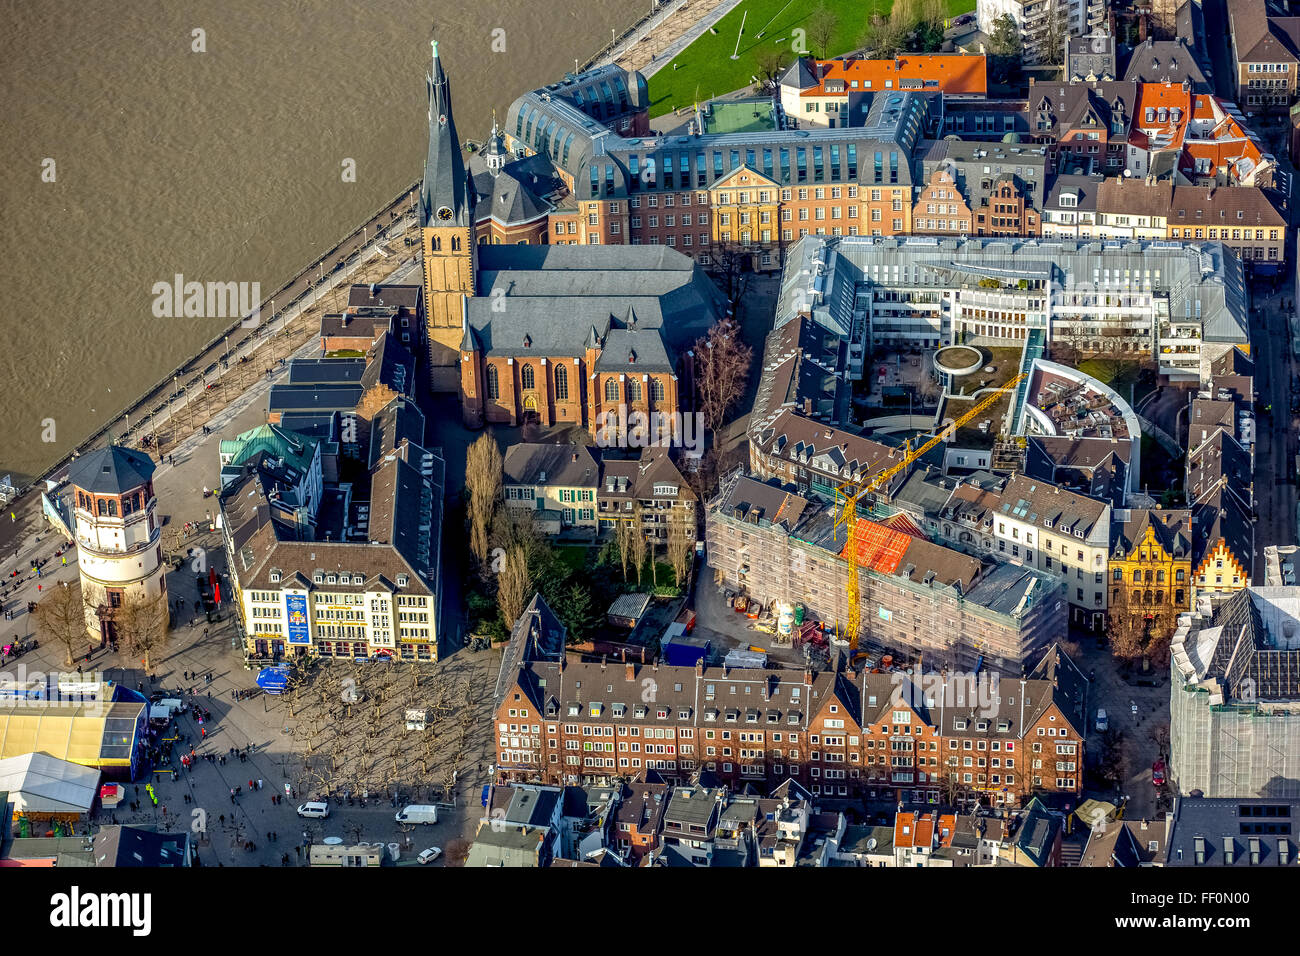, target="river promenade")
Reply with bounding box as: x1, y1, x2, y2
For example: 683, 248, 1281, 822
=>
0, 181, 423, 559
